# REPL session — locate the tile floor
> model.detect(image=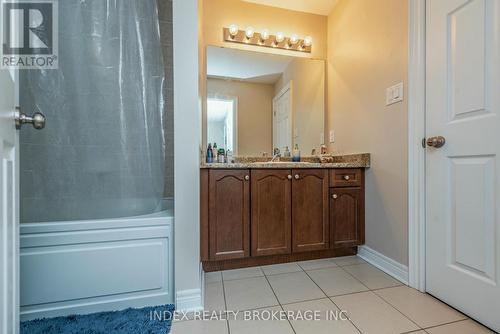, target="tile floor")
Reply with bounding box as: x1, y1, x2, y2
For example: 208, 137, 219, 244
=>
170, 256, 495, 334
